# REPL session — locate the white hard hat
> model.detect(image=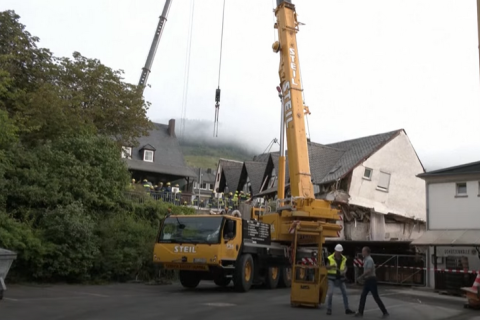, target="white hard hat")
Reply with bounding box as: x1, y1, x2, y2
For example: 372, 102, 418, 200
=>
334, 244, 343, 252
